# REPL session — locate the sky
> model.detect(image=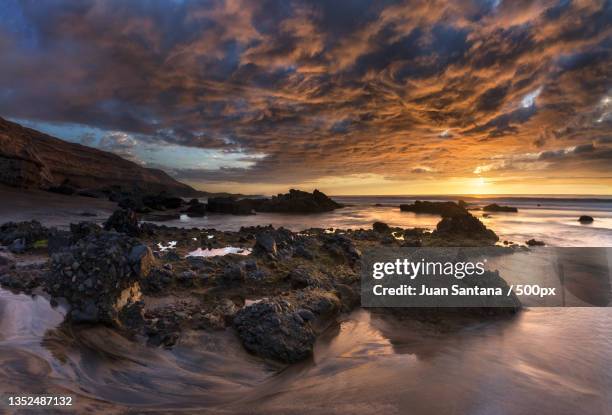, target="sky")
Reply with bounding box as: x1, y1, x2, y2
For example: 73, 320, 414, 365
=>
0, 0, 610, 195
